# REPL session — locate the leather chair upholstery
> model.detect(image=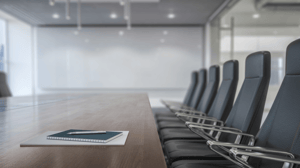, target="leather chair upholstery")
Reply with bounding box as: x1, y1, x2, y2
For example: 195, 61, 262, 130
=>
195, 65, 220, 114
0, 72, 12, 97
158, 60, 238, 142
187, 69, 207, 109
164, 51, 271, 164
169, 39, 300, 168
246, 39, 300, 168
200, 61, 238, 122
183, 71, 199, 107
